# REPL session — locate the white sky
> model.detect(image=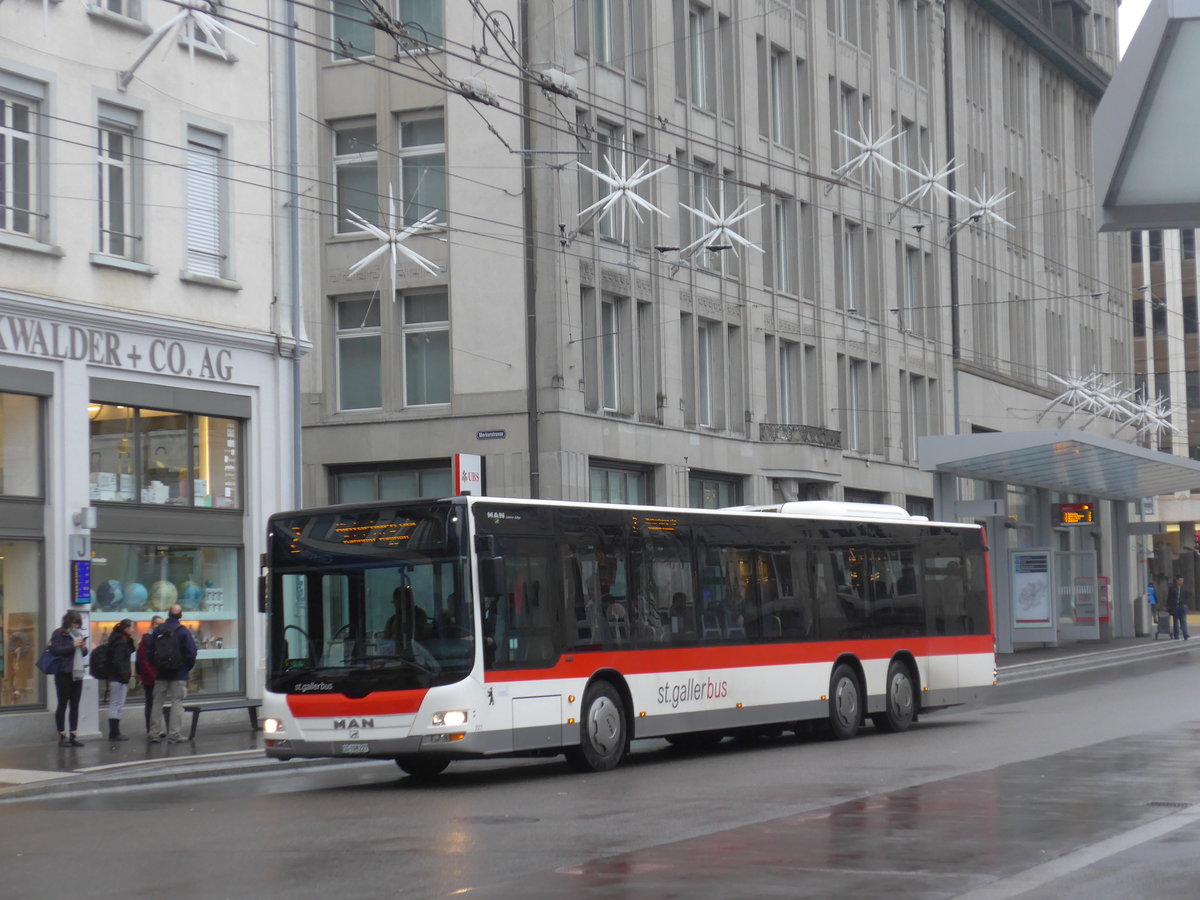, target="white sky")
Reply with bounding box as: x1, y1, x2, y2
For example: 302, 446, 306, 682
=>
1119, 0, 1152, 56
